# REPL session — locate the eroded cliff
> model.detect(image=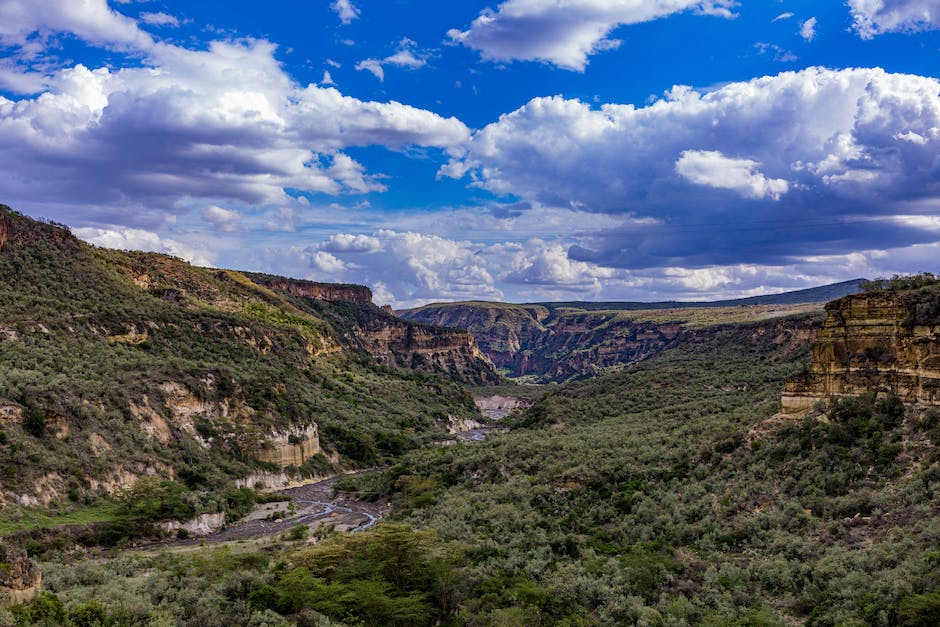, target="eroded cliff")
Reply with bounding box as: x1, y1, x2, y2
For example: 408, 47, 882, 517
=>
249, 274, 373, 304
783, 290, 940, 413
400, 301, 817, 382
